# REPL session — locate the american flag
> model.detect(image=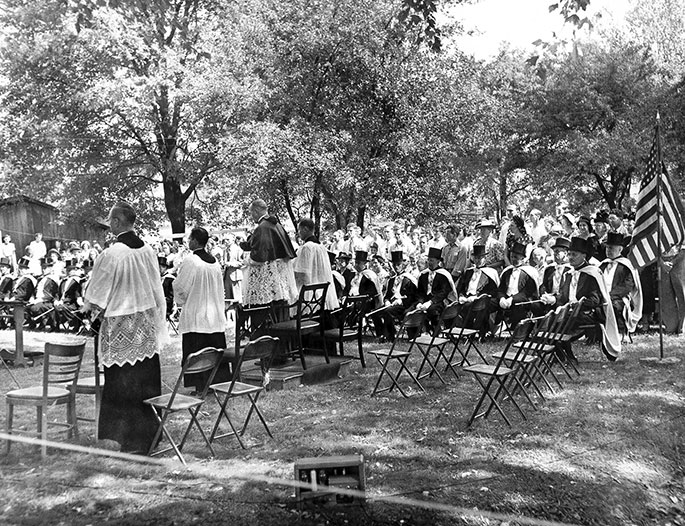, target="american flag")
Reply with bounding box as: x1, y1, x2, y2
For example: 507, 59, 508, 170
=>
628, 126, 685, 269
